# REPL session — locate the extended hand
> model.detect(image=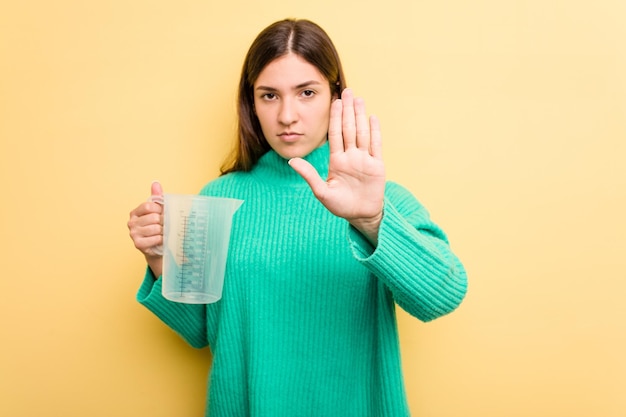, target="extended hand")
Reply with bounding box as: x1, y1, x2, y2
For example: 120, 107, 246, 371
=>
289, 88, 386, 244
